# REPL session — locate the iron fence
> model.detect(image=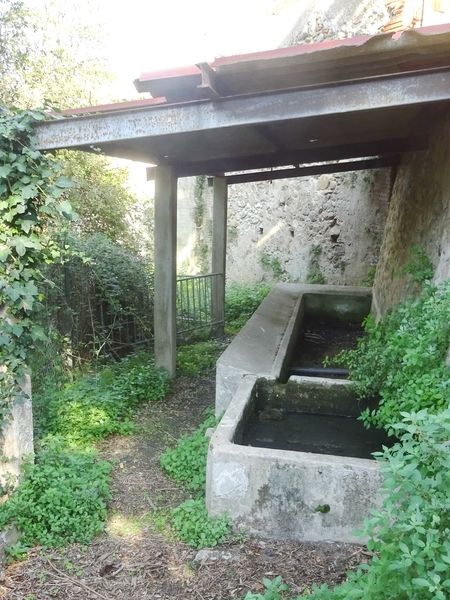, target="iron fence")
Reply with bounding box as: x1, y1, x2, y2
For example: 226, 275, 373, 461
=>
176, 273, 223, 337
